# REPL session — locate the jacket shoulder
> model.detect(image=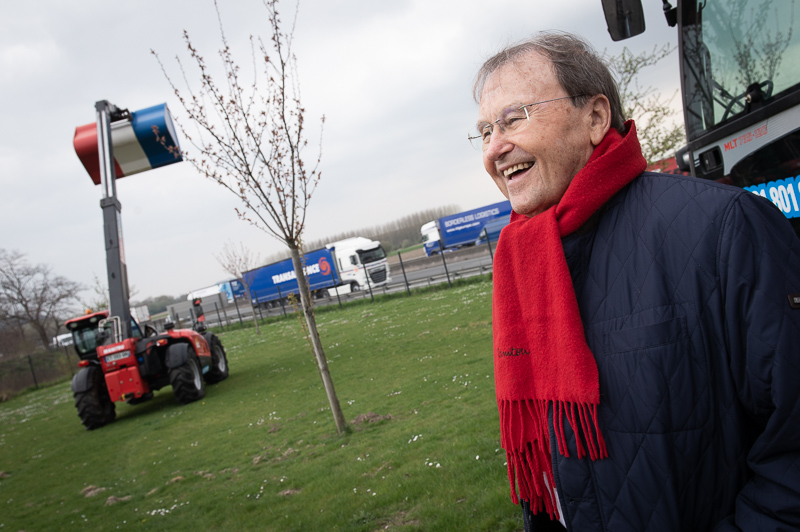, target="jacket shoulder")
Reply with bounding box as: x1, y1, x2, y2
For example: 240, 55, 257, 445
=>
631, 171, 748, 204
615, 171, 785, 223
